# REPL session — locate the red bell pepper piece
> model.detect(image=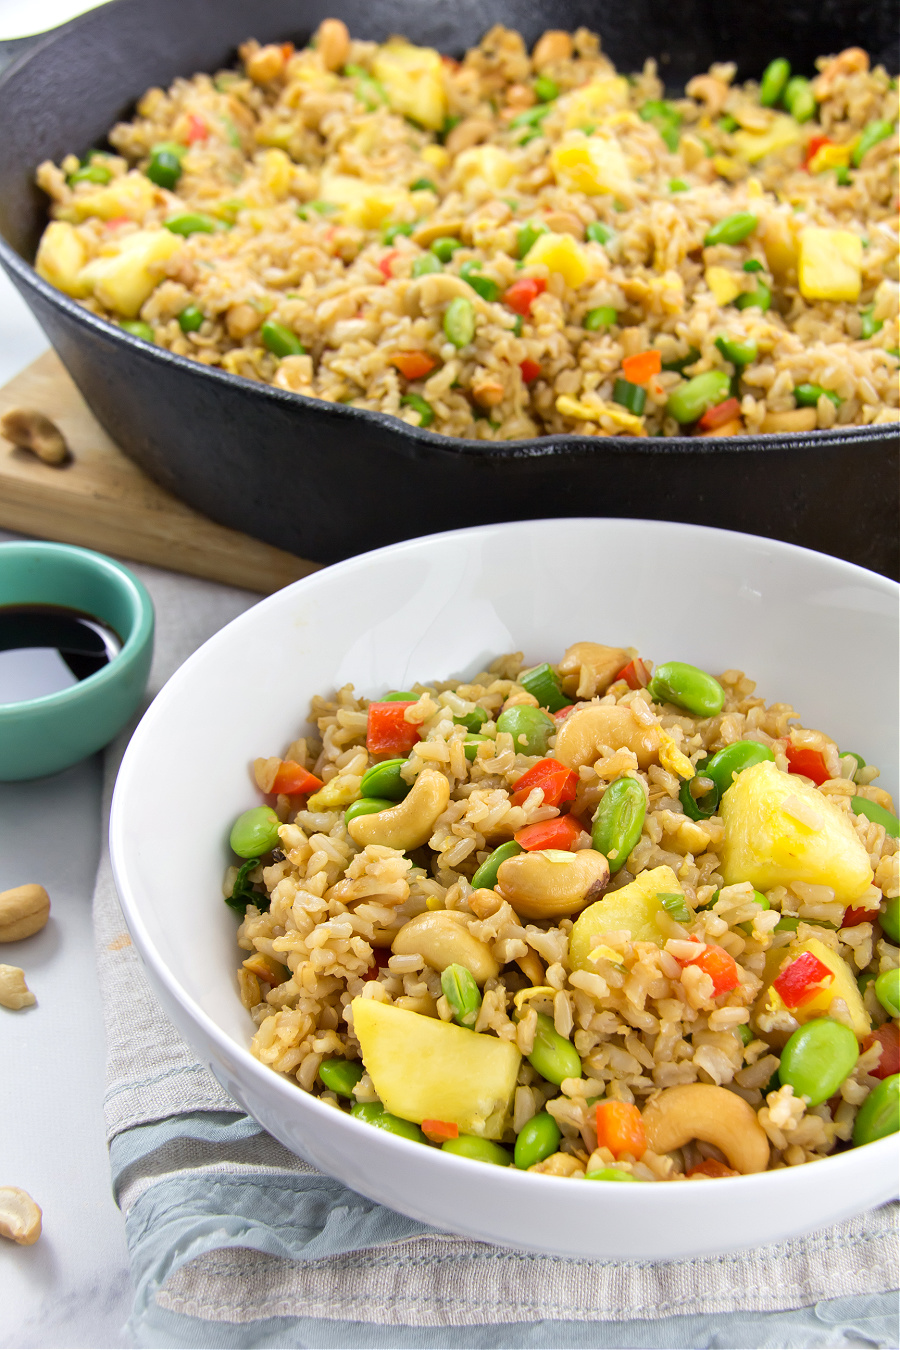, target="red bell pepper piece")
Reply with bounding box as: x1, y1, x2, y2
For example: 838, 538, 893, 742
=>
281, 41, 295, 60
842, 904, 880, 927
378, 250, 399, 279
804, 134, 832, 169
391, 351, 437, 380
514, 815, 583, 851
697, 397, 742, 431
614, 658, 650, 690
552, 704, 576, 722
270, 760, 323, 796
772, 951, 834, 1008
104, 216, 131, 230
785, 743, 830, 785
421, 1119, 459, 1143
686, 1159, 738, 1179
366, 702, 421, 755
510, 758, 578, 808
187, 113, 208, 143
503, 276, 546, 315
621, 350, 662, 384
864, 1021, 900, 1080
520, 358, 541, 384
677, 943, 740, 996
595, 1100, 646, 1159
363, 948, 391, 980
